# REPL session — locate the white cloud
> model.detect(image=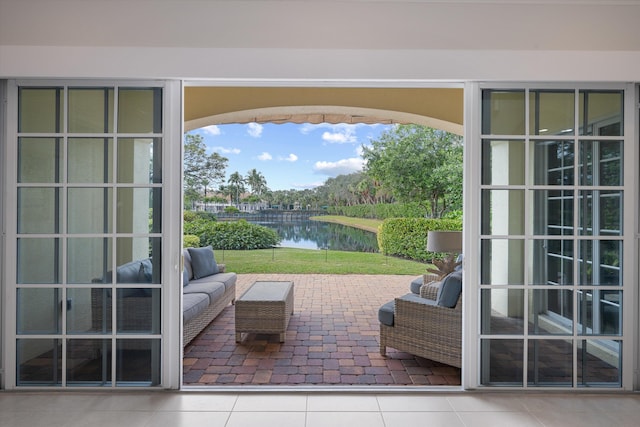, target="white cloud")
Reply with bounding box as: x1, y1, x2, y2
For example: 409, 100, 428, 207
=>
211, 146, 241, 154
322, 129, 357, 144
314, 157, 364, 176
281, 153, 298, 162
201, 125, 221, 136
258, 152, 273, 161
247, 123, 263, 138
